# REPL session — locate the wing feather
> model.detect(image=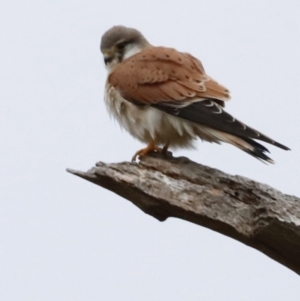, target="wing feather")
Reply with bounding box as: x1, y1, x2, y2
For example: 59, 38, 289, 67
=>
108, 46, 289, 155
109, 46, 230, 106
154, 100, 290, 150
107, 46, 289, 155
